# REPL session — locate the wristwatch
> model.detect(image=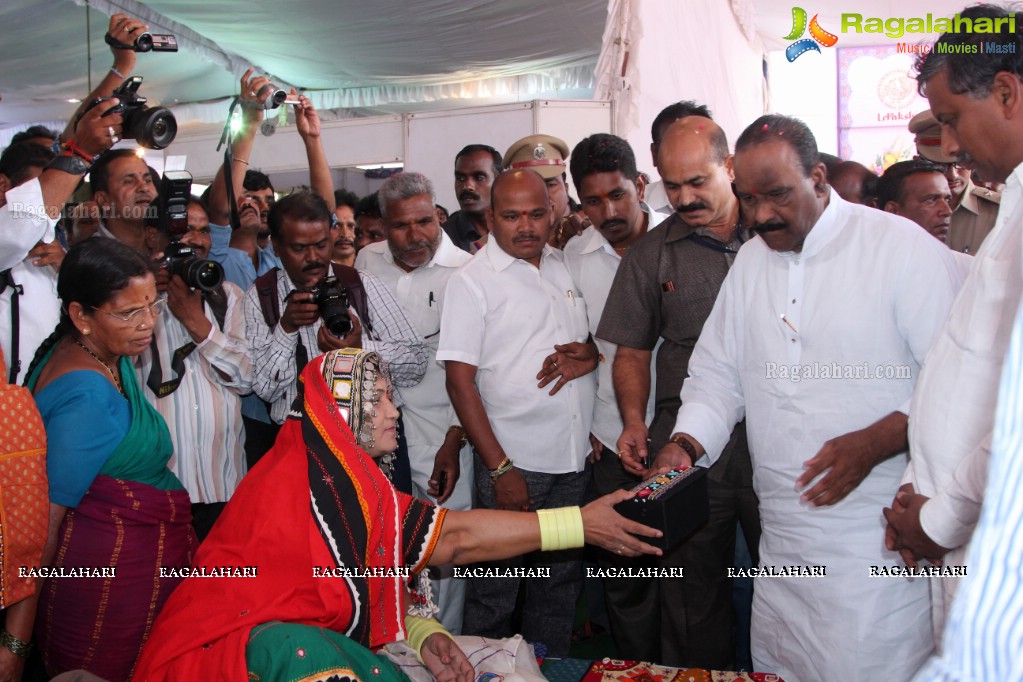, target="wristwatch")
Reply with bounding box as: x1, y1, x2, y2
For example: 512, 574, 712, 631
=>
46, 153, 91, 175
